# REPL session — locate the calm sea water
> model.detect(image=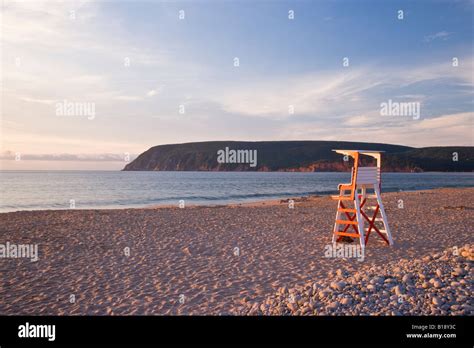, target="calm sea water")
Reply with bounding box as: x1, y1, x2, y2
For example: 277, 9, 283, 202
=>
0, 171, 473, 212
